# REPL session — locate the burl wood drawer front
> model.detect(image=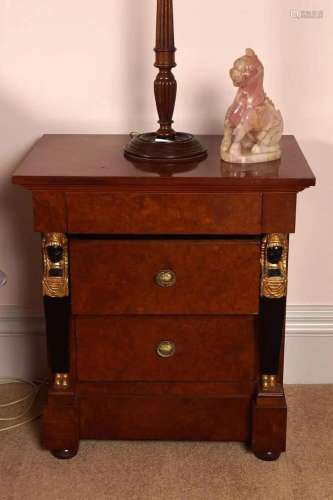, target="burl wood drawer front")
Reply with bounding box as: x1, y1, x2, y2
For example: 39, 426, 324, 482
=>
70, 239, 260, 315
76, 316, 256, 382
80, 395, 251, 441
67, 192, 262, 234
